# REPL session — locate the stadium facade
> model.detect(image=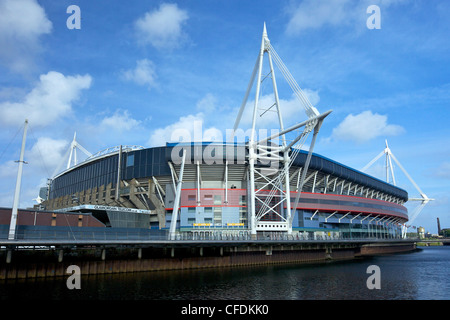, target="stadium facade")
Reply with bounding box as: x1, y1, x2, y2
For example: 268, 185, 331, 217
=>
40, 24, 409, 240
43, 142, 409, 240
